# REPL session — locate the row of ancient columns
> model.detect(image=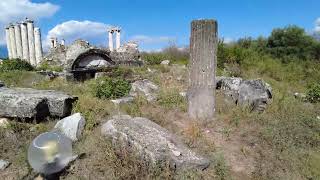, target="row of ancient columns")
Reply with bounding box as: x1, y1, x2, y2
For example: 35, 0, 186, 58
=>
108, 27, 121, 52
5, 18, 43, 66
